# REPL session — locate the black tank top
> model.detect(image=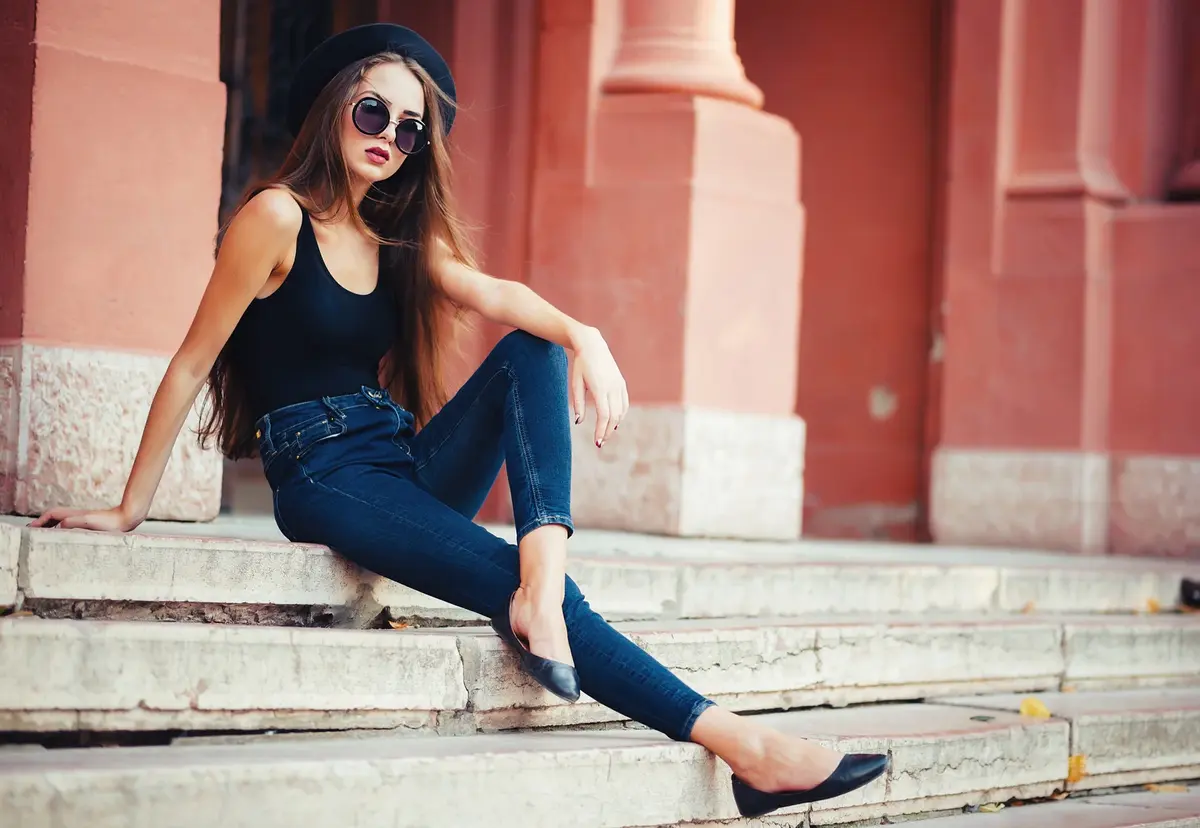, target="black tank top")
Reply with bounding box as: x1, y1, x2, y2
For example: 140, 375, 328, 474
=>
230, 207, 397, 420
